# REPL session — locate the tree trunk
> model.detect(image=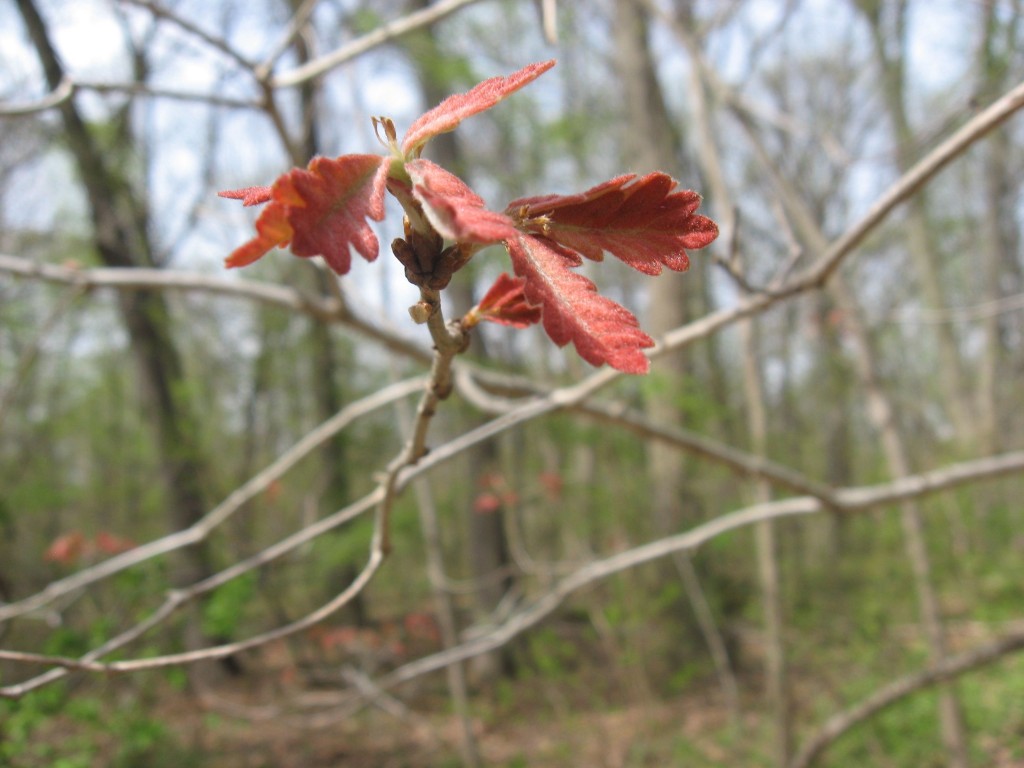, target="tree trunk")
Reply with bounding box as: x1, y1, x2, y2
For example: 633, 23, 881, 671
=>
855, 0, 974, 444
285, 0, 364, 625
831, 277, 971, 768
614, 0, 692, 528
614, 0, 741, 721
975, 1, 1022, 455
740, 313, 792, 766
15, 0, 221, 688
736, 98, 972, 766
